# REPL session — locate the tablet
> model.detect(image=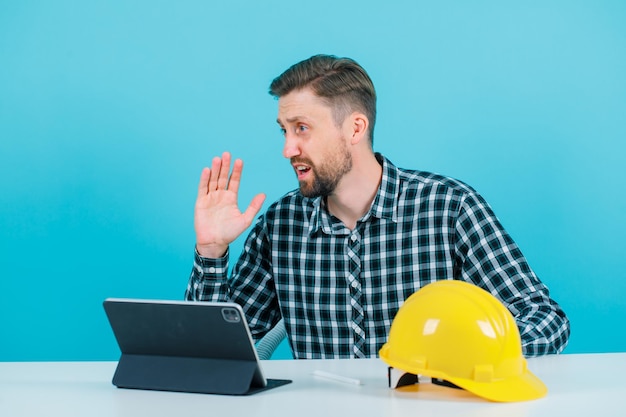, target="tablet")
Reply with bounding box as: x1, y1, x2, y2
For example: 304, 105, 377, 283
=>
103, 298, 291, 395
